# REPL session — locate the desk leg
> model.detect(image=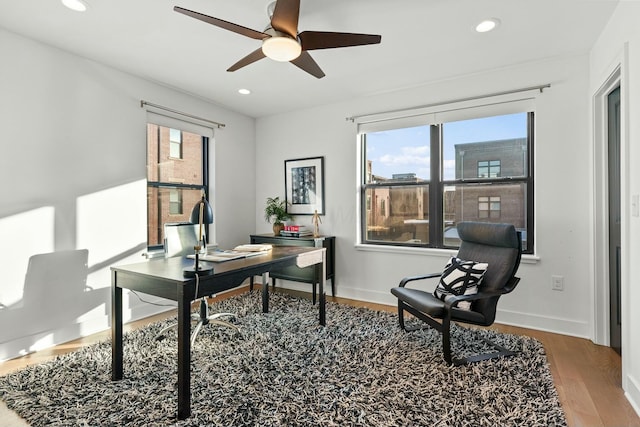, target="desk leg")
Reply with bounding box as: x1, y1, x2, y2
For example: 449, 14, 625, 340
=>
319, 251, 326, 326
111, 270, 123, 380
177, 286, 191, 420
262, 272, 270, 313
